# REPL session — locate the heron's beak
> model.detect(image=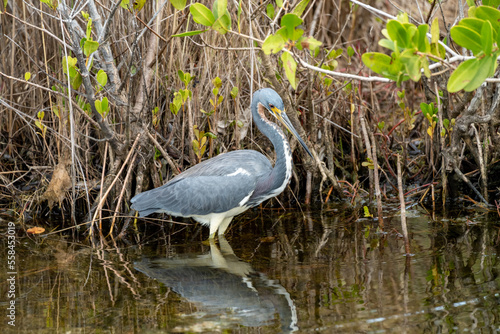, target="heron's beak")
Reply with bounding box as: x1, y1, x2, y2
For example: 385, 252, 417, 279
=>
271, 107, 313, 158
